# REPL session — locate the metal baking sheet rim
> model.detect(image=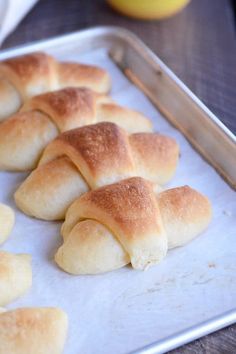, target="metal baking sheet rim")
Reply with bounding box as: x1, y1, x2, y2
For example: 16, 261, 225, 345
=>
0, 26, 235, 353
